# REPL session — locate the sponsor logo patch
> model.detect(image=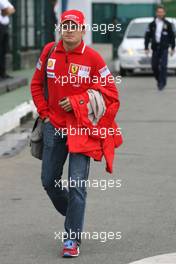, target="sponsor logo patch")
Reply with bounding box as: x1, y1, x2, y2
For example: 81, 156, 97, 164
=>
47, 71, 55, 78
47, 59, 56, 70
36, 59, 42, 70
78, 65, 90, 77
99, 65, 110, 78
64, 14, 79, 20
